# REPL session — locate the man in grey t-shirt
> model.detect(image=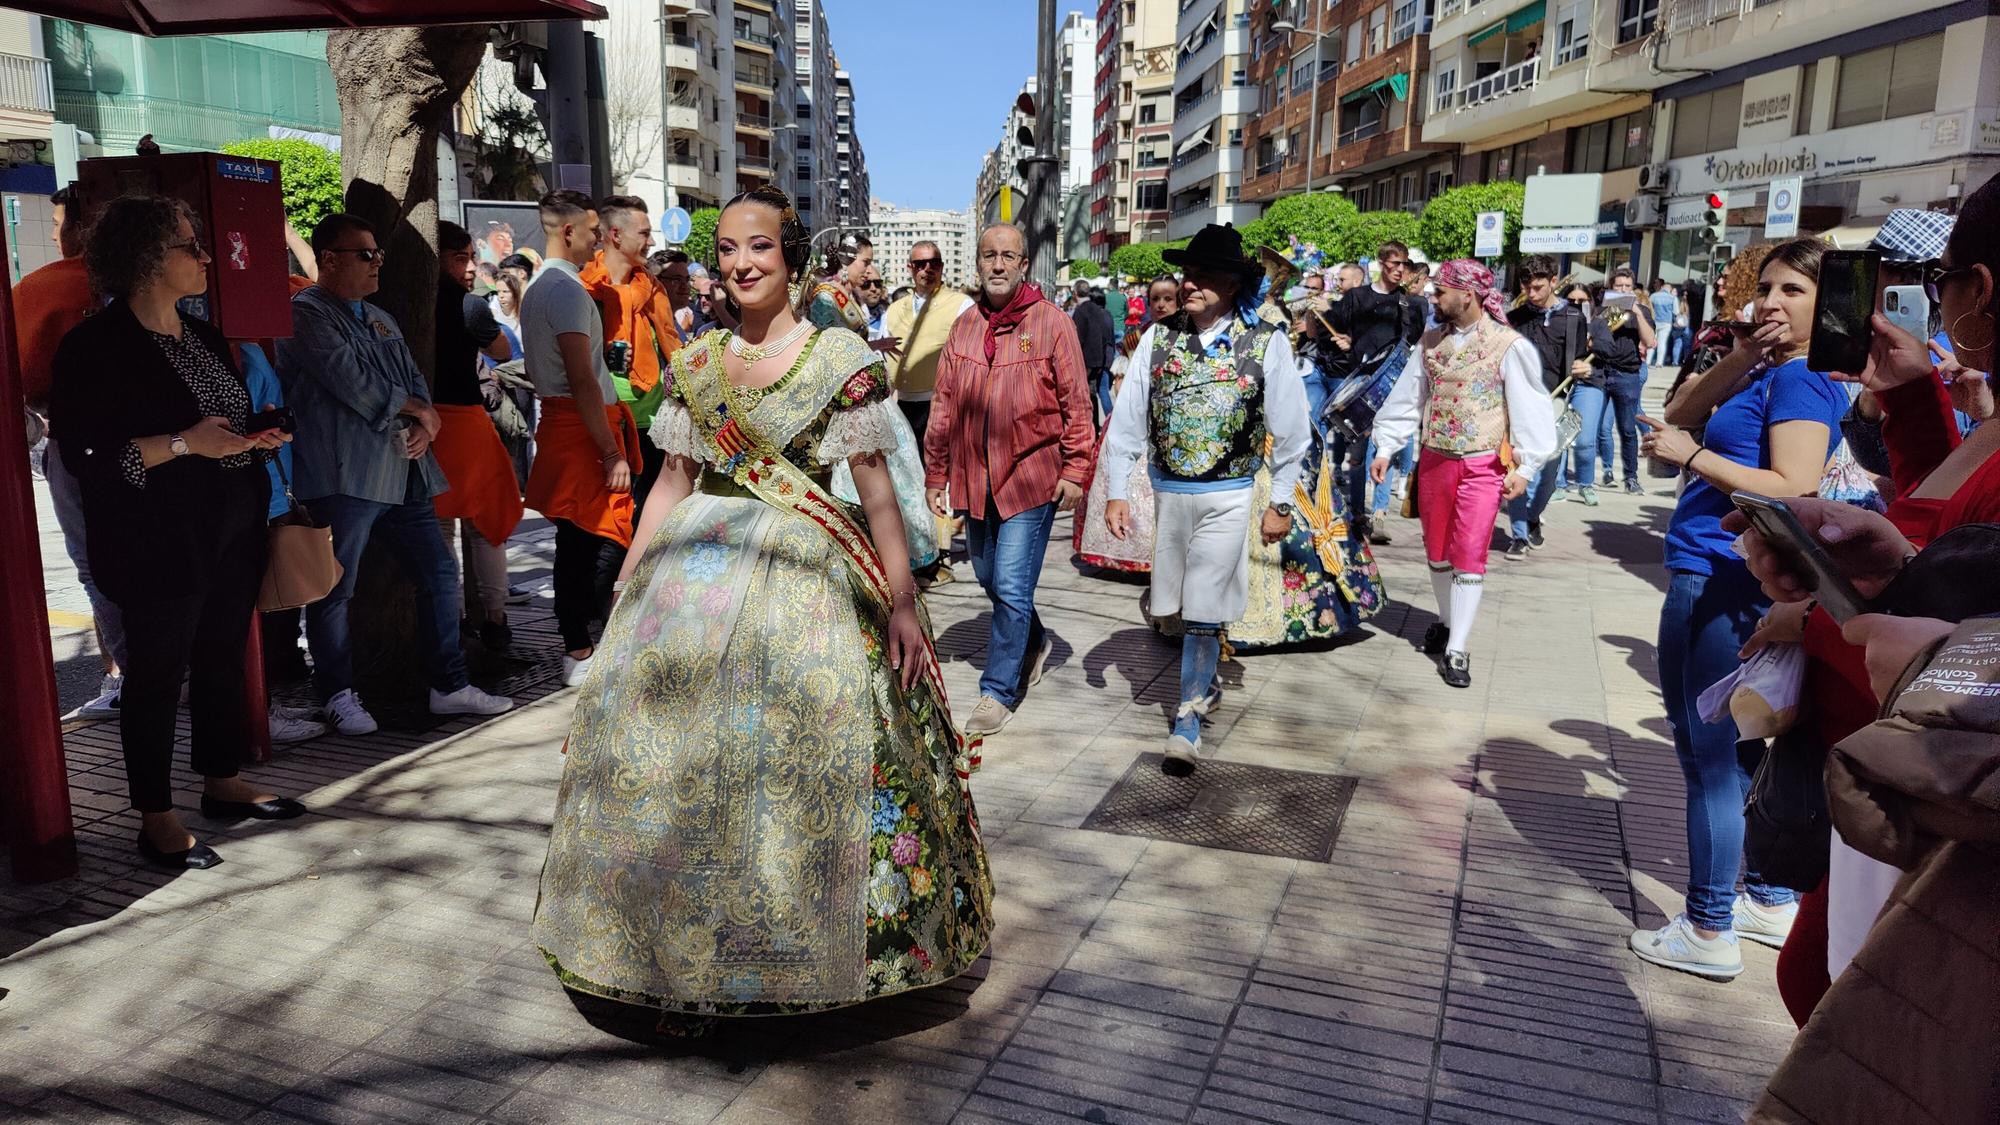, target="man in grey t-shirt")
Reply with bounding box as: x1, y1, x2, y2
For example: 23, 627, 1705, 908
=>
518, 189, 634, 686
